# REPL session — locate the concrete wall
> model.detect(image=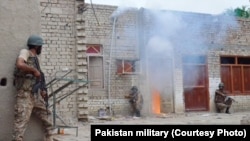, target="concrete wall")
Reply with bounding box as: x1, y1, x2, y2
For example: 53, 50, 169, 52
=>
0, 0, 45, 140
